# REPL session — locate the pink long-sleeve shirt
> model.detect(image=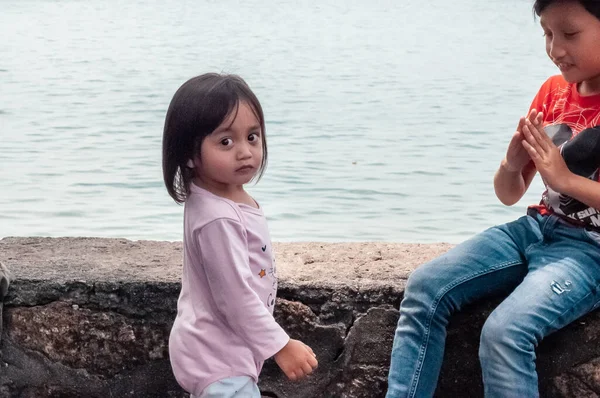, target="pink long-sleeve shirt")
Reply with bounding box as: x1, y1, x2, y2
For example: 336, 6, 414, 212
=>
169, 184, 289, 395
